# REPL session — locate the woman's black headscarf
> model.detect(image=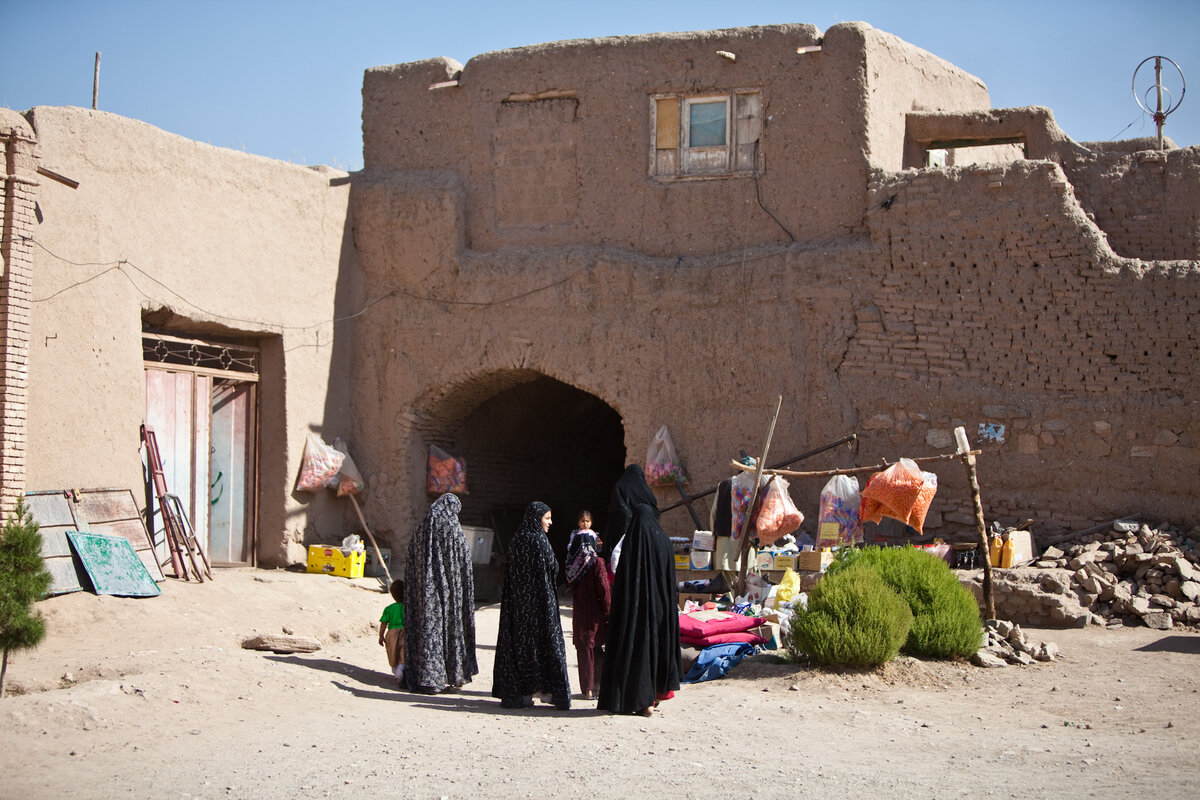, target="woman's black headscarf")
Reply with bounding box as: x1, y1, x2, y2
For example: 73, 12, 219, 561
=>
598, 501, 682, 714
601, 464, 658, 561
491, 501, 572, 709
